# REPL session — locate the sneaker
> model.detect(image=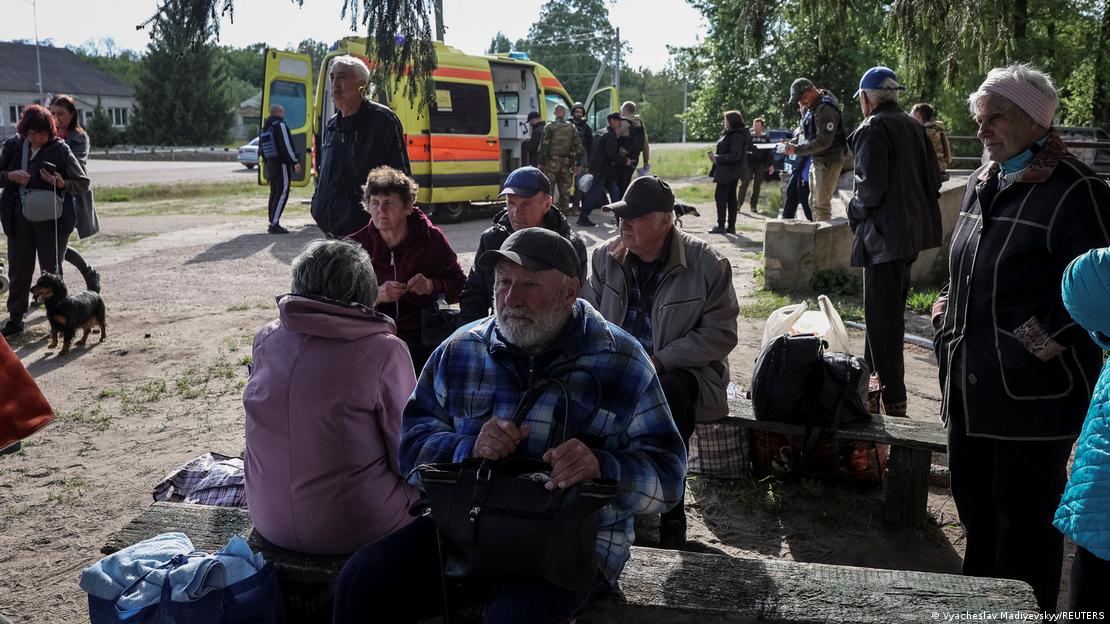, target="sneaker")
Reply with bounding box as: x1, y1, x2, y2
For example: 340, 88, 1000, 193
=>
82, 267, 101, 293
268, 223, 290, 234
576, 217, 597, 227
708, 225, 727, 234
1, 319, 23, 337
